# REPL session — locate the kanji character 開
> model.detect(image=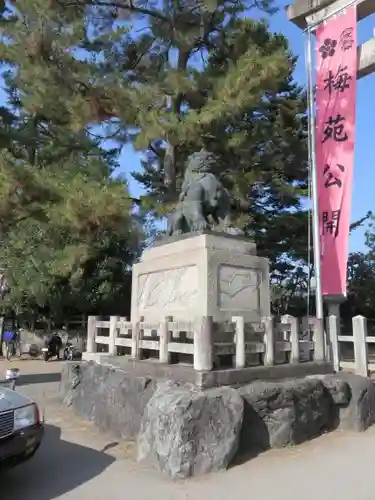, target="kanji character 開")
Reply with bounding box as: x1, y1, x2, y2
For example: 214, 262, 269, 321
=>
322, 210, 341, 237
